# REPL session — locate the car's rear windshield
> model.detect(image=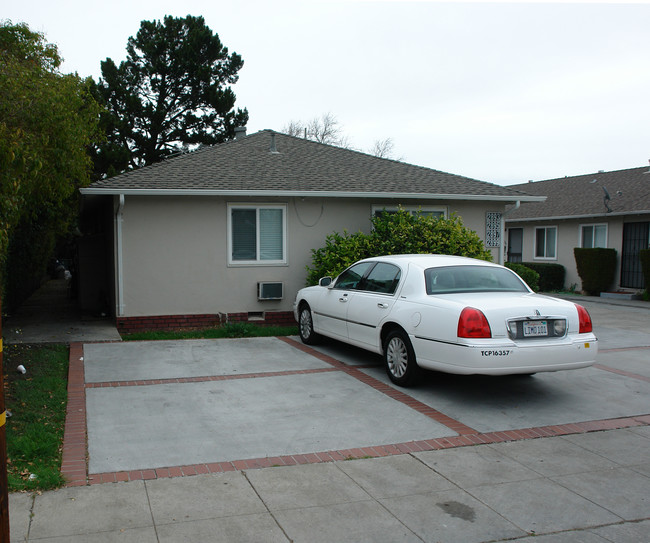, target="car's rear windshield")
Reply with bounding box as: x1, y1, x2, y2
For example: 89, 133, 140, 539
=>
425, 265, 529, 295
